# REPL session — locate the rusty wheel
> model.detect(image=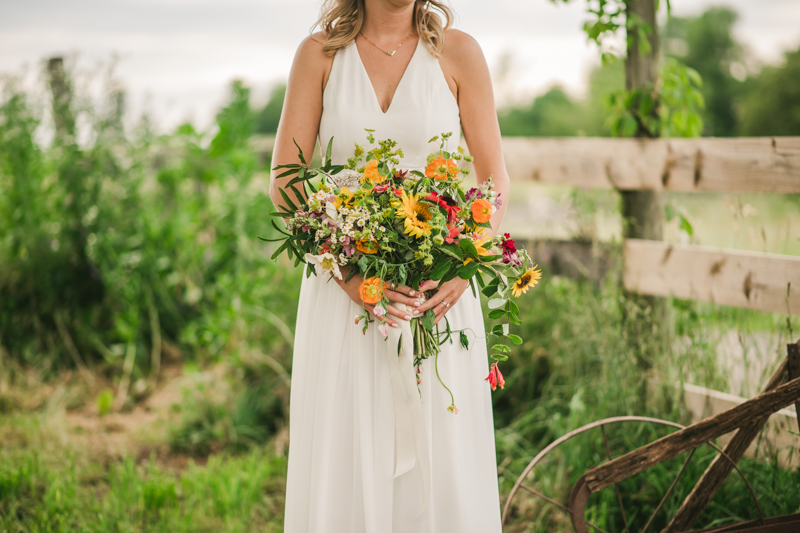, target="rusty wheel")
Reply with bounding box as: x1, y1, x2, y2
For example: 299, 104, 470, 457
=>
501, 416, 764, 532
